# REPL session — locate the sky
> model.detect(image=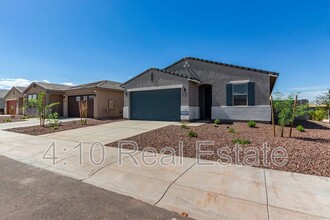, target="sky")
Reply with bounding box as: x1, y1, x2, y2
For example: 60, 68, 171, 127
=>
0, 0, 329, 101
